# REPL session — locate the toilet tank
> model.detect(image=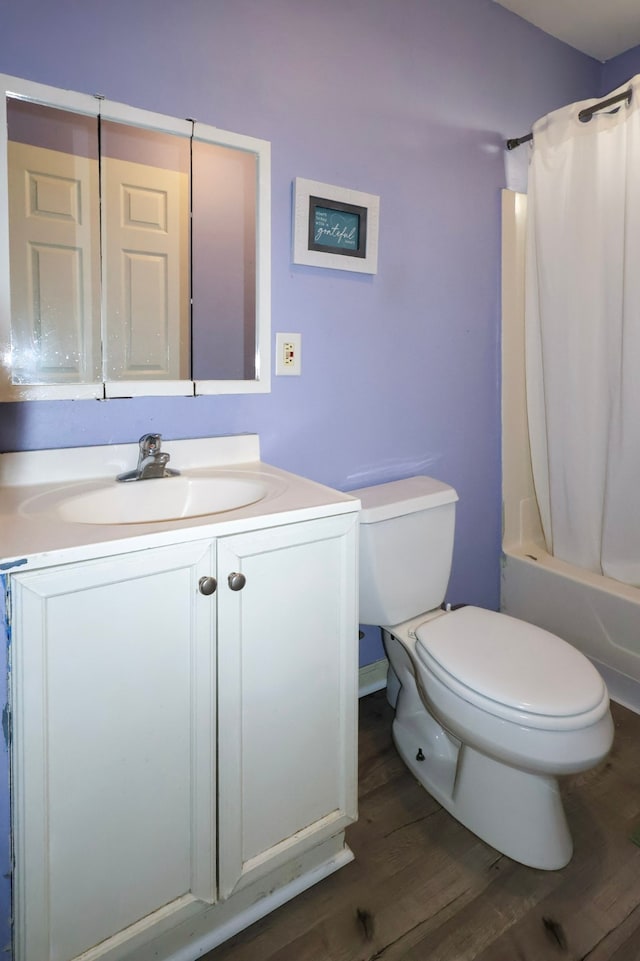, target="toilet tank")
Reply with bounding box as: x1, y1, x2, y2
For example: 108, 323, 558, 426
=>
352, 476, 459, 627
